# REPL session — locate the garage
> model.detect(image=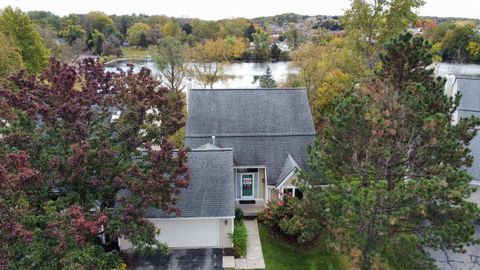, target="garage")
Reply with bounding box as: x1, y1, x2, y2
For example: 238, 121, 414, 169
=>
154, 219, 219, 248
118, 146, 235, 251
